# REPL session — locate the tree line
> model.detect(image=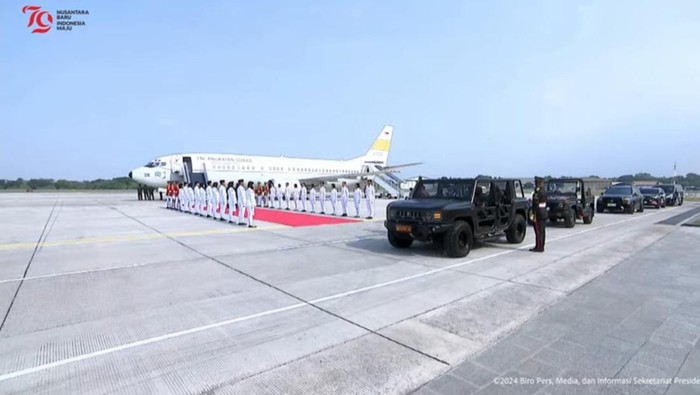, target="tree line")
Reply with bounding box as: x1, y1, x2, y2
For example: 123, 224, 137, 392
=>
0, 177, 138, 190
1, 172, 698, 191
